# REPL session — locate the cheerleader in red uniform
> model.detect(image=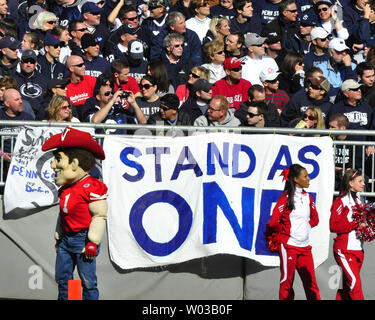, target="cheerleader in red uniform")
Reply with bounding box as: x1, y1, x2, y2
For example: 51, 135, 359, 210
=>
330, 168, 366, 300
269, 164, 321, 300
